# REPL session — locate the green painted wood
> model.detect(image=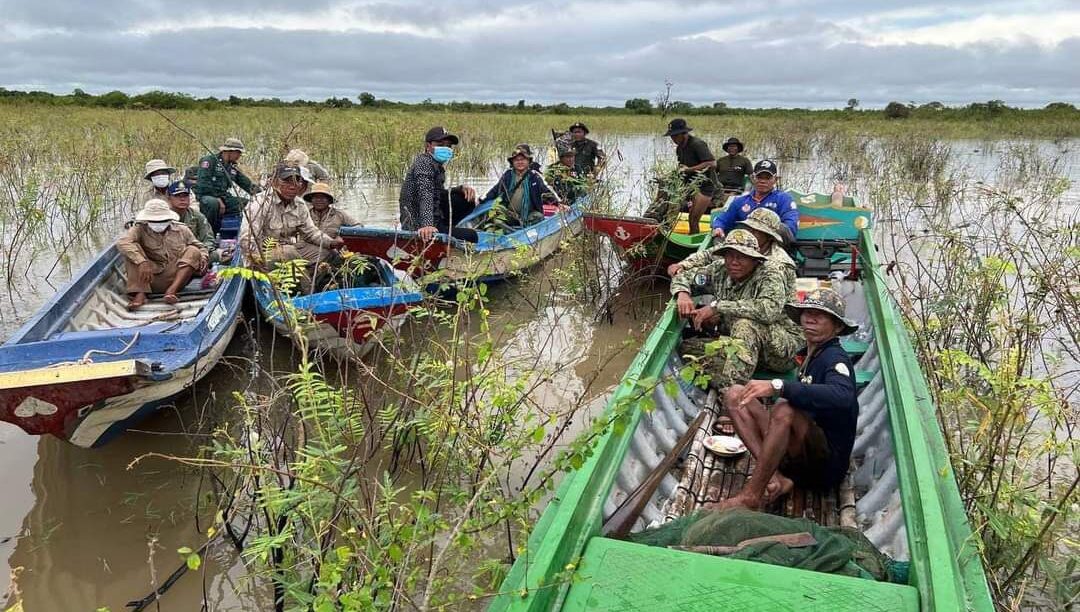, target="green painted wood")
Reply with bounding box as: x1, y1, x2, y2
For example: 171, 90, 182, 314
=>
859, 231, 994, 611
561, 537, 920, 612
